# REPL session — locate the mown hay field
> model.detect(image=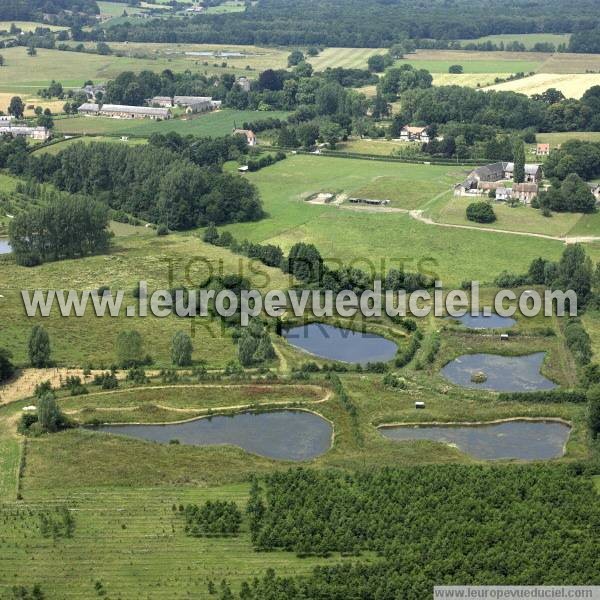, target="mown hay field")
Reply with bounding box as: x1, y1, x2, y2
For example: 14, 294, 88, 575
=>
486, 73, 600, 99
